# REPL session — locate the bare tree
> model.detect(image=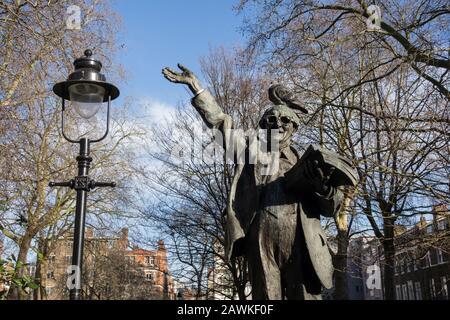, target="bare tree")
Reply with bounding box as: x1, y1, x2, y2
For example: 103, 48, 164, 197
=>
237, 0, 449, 98
238, 0, 449, 300
0, 0, 134, 299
